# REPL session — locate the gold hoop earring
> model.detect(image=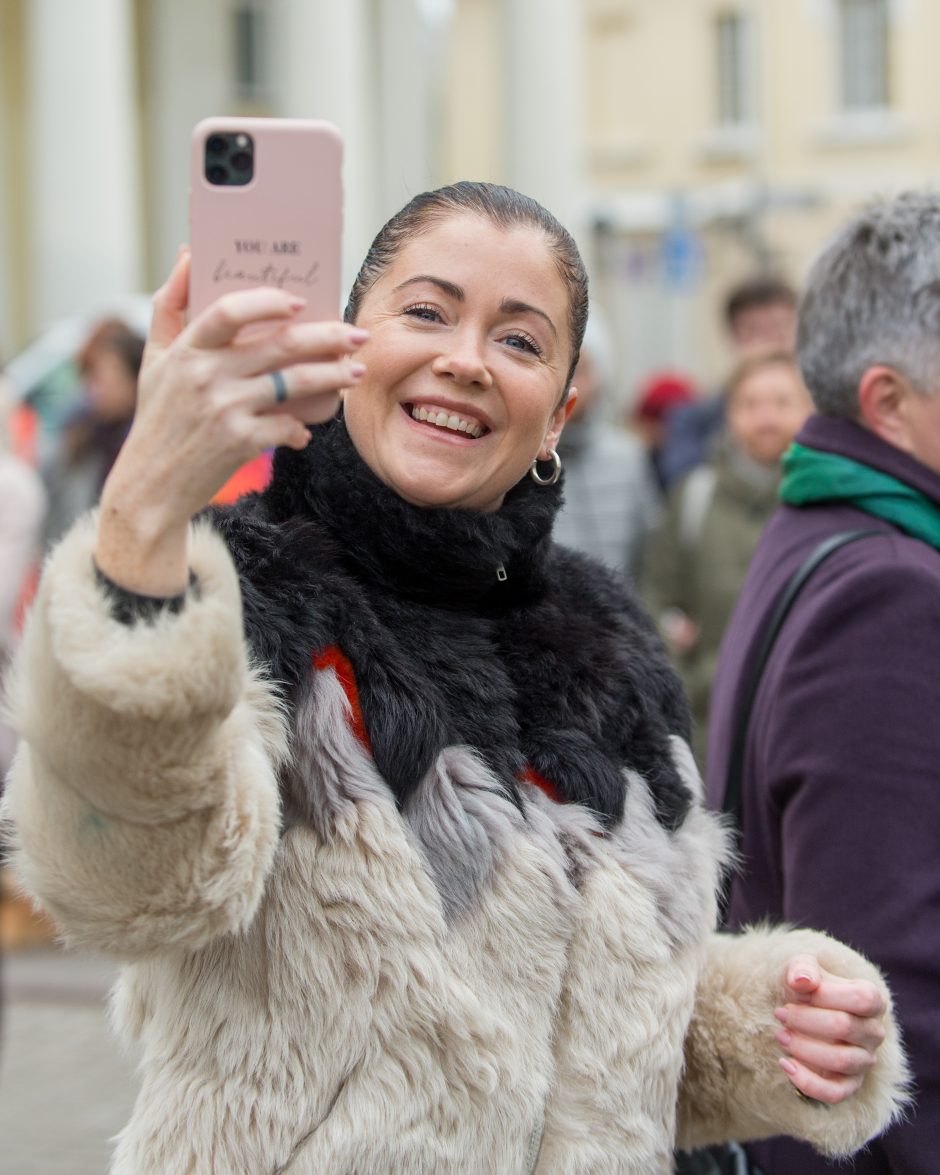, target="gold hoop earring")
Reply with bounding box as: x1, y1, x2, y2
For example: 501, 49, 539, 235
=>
530, 449, 562, 486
